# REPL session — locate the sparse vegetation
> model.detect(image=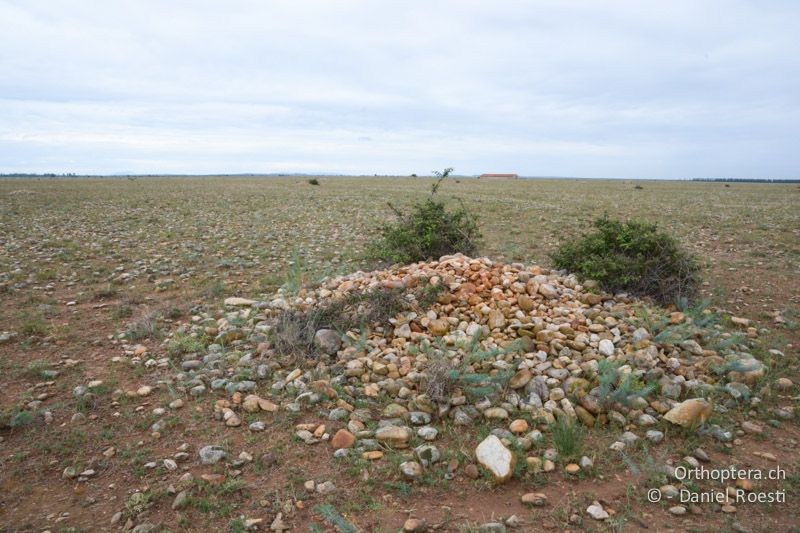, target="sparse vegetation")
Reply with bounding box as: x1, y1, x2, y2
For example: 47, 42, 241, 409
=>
271, 282, 444, 358
550, 416, 584, 461
369, 168, 481, 263
551, 215, 701, 305
595, 359, 656, 409
167, 333, 205, 355
0, 177, 797, 531
314, 503, 357, 533
417, 330, 521, 402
